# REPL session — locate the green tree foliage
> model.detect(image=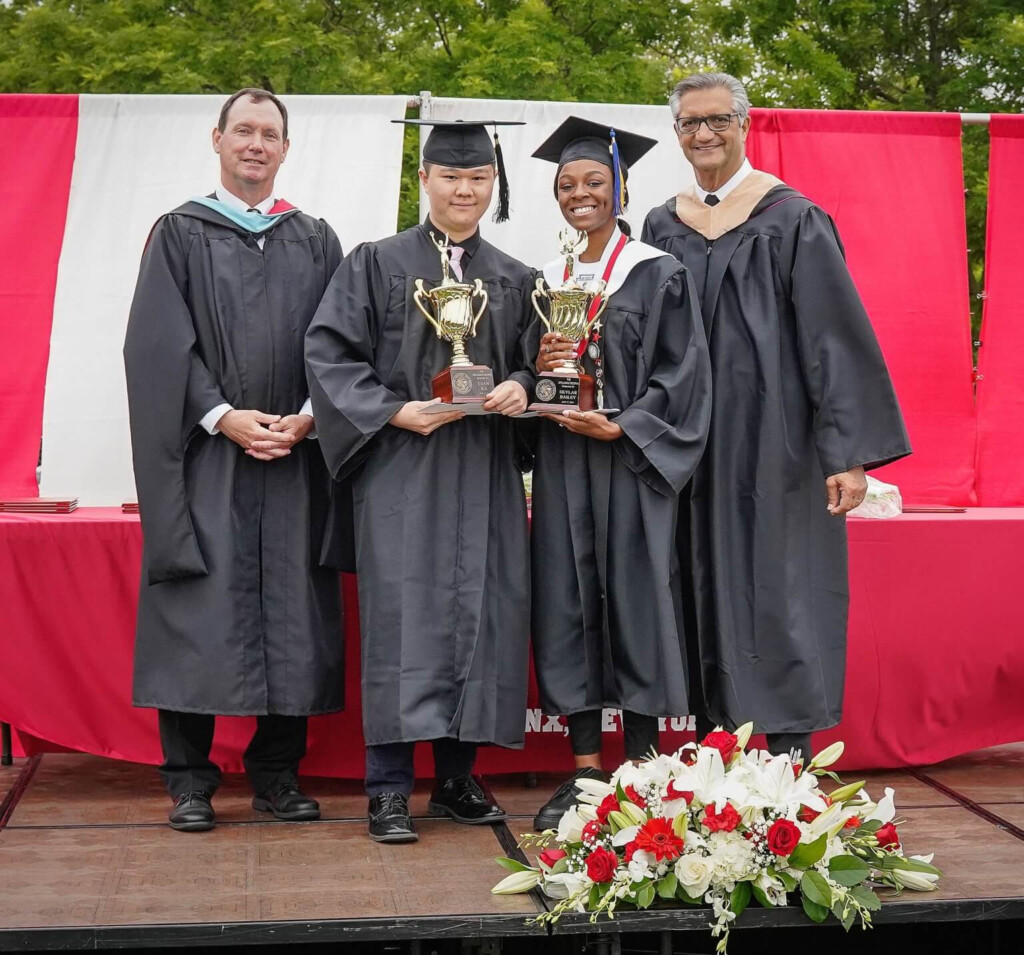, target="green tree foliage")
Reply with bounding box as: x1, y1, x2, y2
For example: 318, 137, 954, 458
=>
2, 0, 1020, 329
